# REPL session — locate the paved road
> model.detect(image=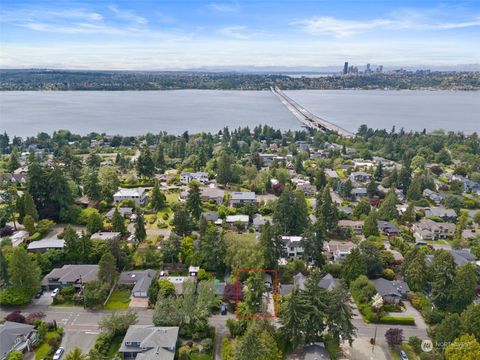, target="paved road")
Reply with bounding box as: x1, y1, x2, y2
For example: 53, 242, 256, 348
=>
0, 299, 154, 354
